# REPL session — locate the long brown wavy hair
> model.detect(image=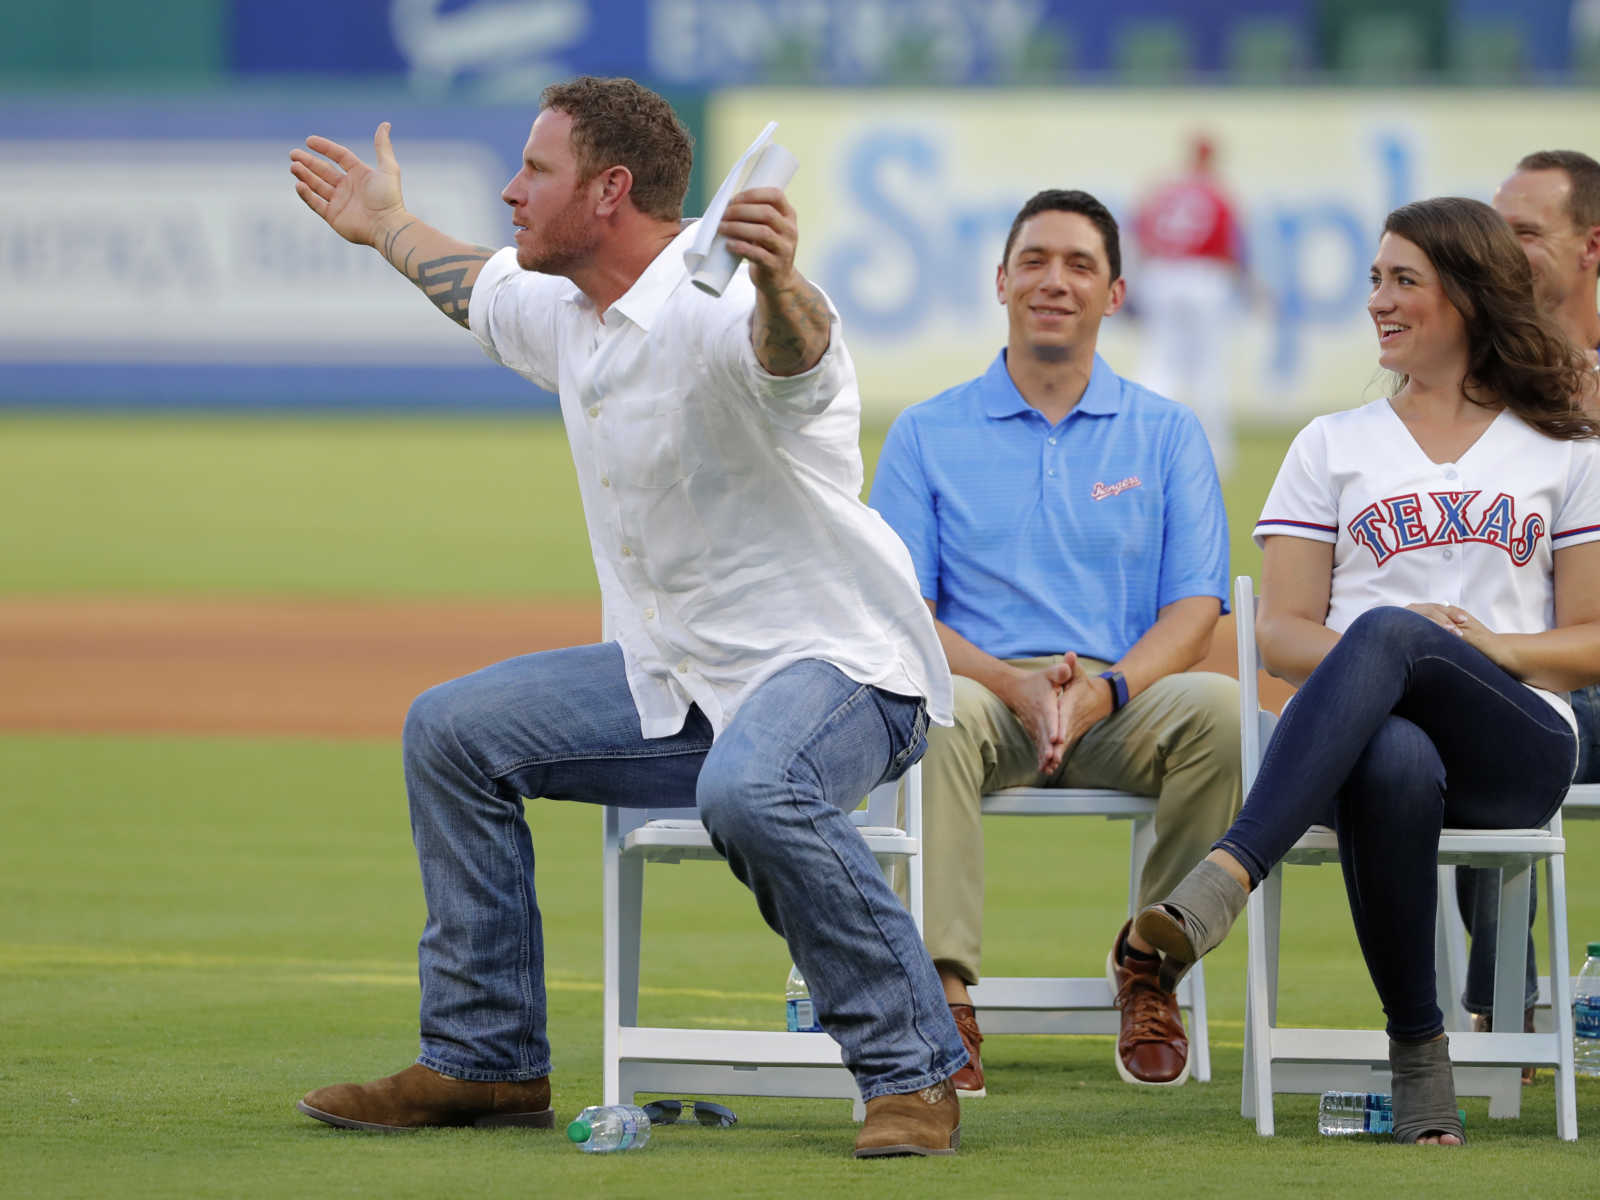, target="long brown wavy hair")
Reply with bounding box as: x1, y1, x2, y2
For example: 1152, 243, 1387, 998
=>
1383, 196, 1597, 440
